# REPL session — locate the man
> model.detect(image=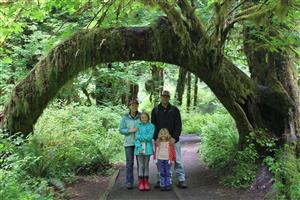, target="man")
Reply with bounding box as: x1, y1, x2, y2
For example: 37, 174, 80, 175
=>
151, 90, 187, 189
